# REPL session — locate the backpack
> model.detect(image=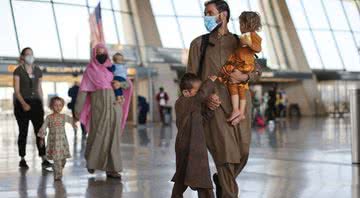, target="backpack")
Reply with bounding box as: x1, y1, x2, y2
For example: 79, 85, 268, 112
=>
197, 33, 259, 77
